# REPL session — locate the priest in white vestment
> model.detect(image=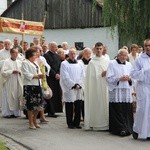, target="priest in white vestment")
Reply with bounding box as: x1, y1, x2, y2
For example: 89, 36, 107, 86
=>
106, 49, 133, 136
60, 48, 84, 129
1, 47, 23, 117
84, 42, 109, 130
0, 39, 12, 69
0, 39, 12, 108
130, 39, 150, 140
0, 39, 23, 108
